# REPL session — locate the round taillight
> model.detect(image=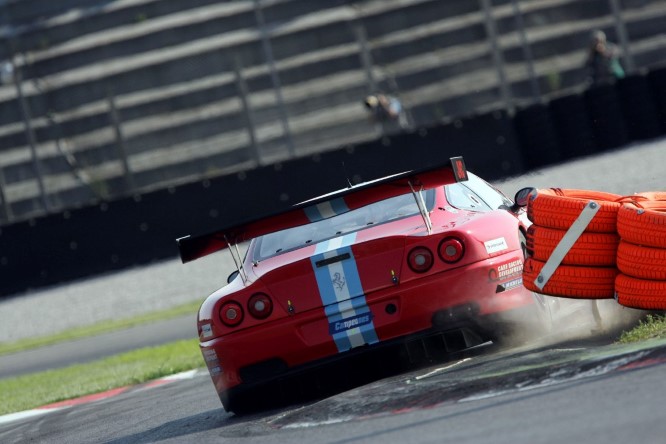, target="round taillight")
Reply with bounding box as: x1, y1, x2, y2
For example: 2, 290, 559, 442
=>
248, 293, 273, 319
407, 247, 434, 273
438, 237, 465, 263
219, 301, 244, 327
